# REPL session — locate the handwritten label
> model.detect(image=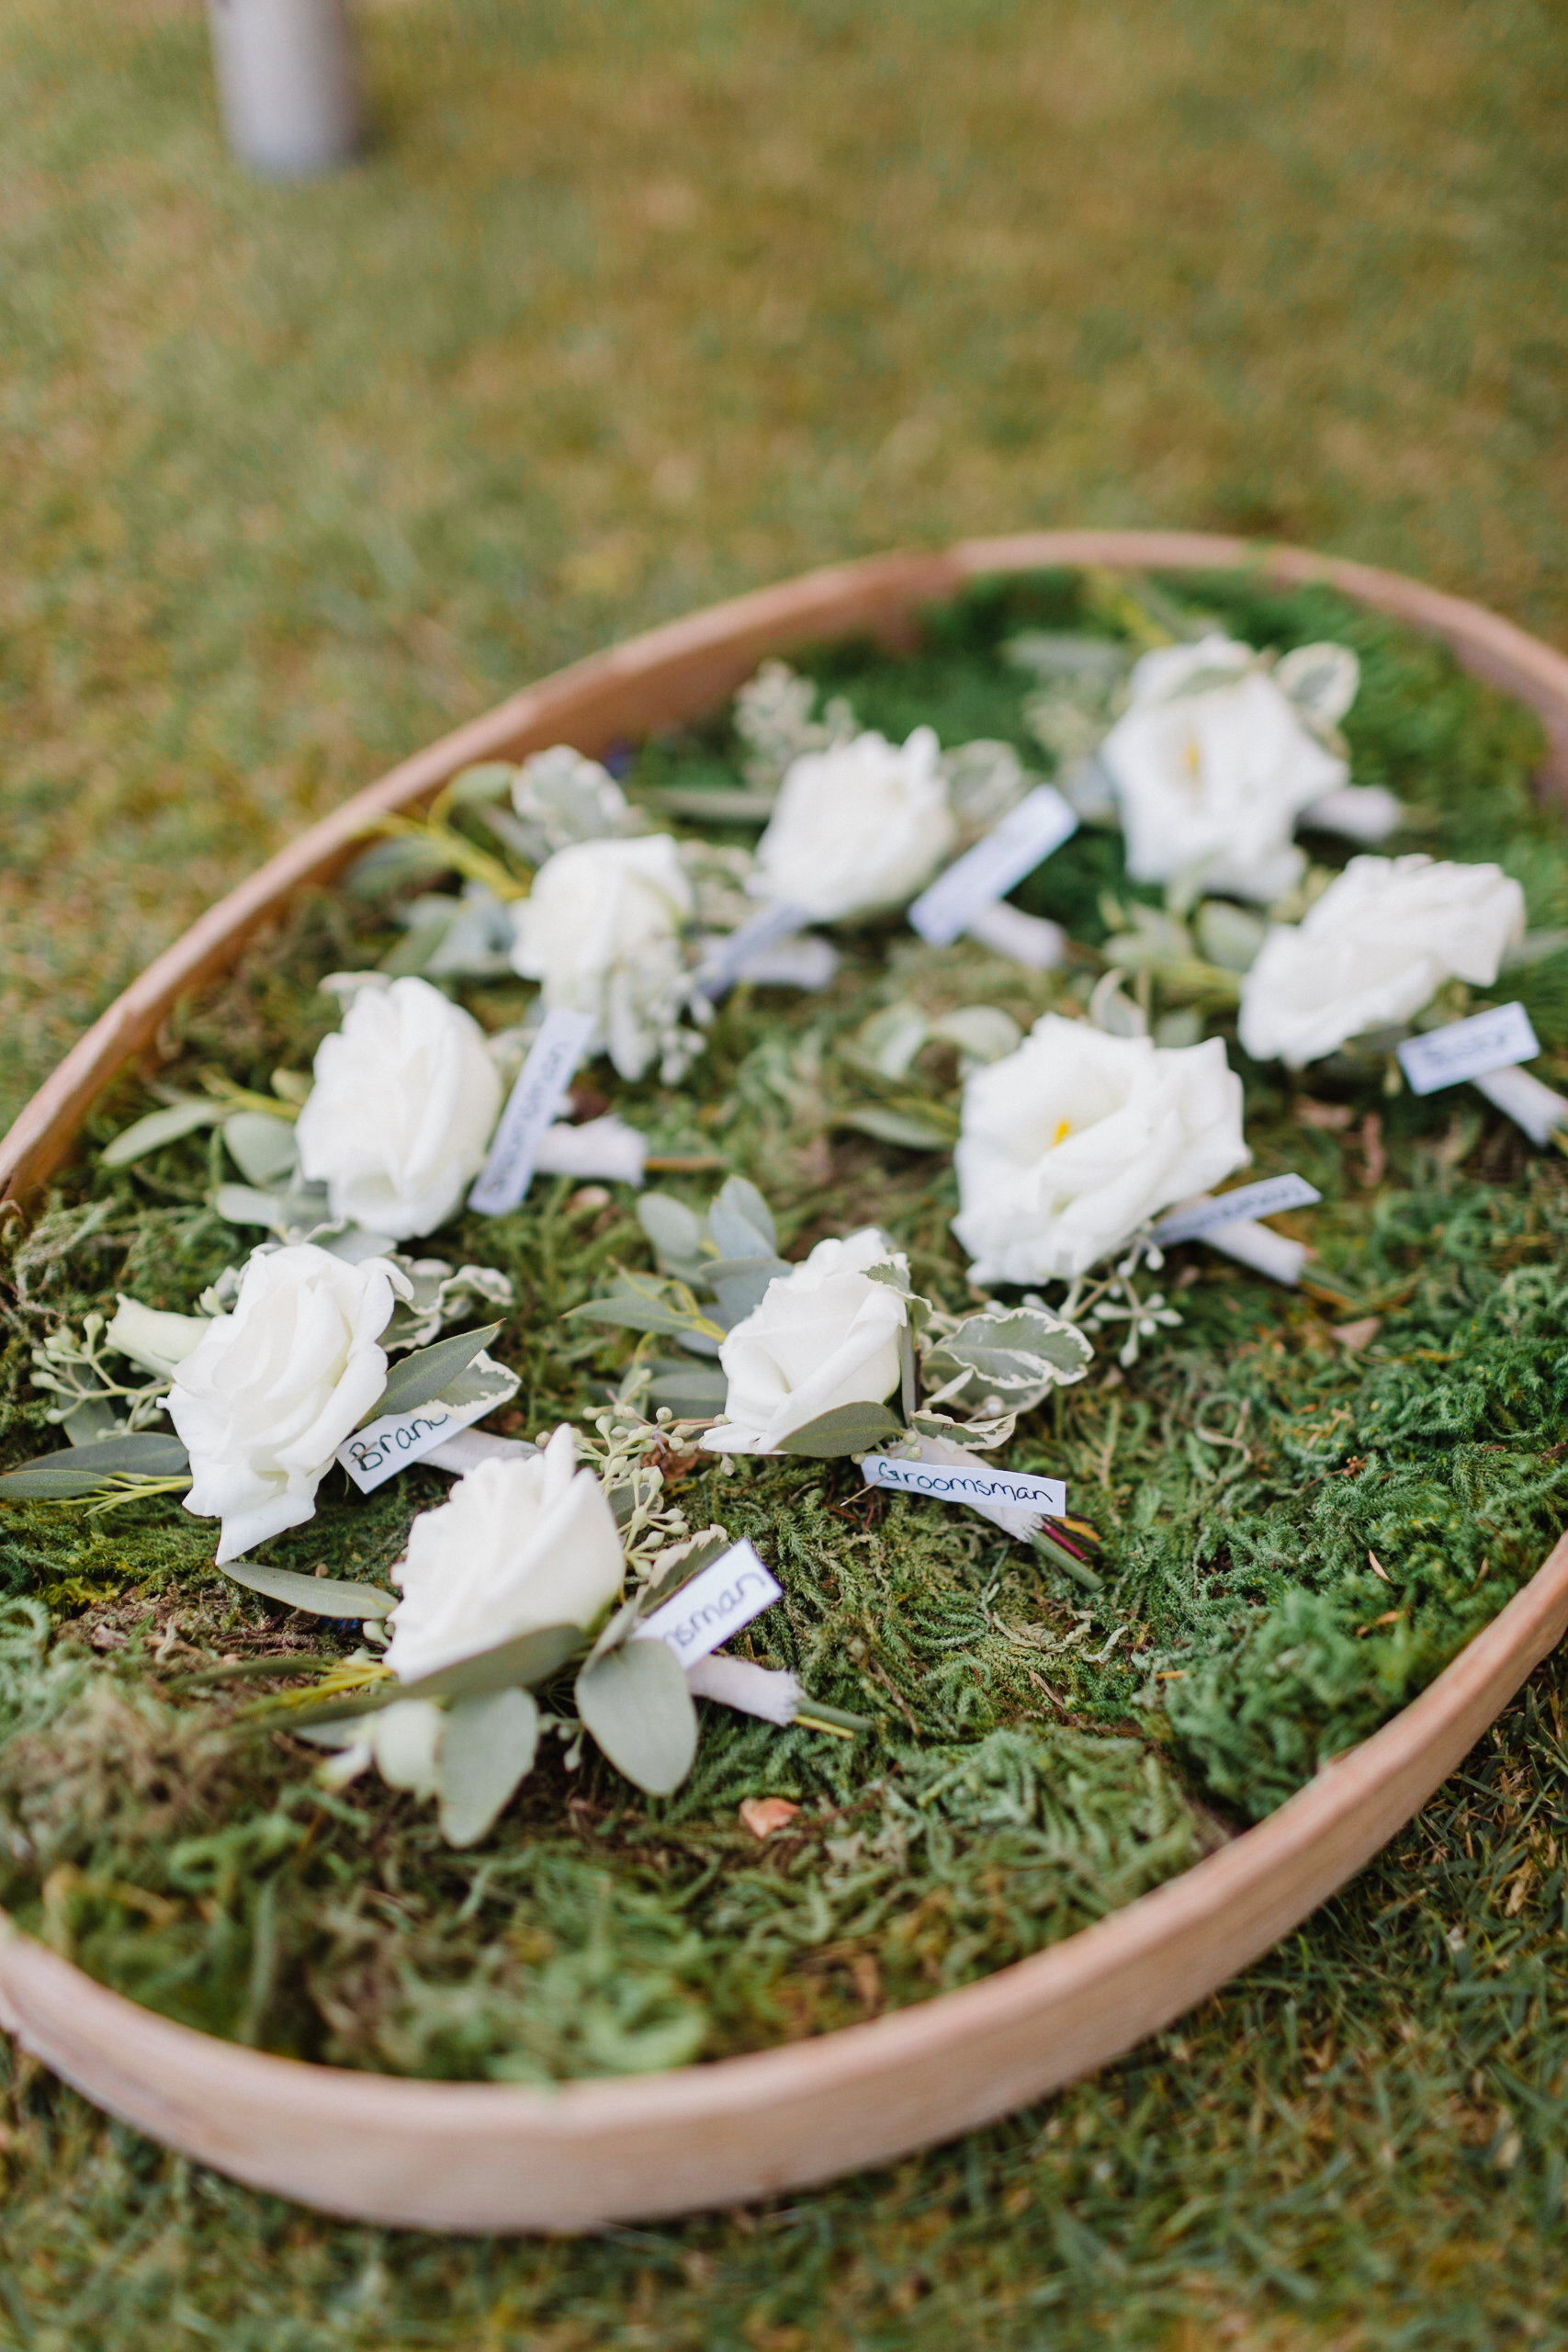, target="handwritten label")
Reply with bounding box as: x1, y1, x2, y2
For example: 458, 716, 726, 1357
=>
1151, 1173, 1321, 1247
468, 1006, 595, 1215
631, 1539, 783, 1665
336, 1387, 498, 1494
695, 900, 814, 1002
908, 786, 1078, 948
1396, 1001, 1539, 1096
861, 1455, 1067, 1516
